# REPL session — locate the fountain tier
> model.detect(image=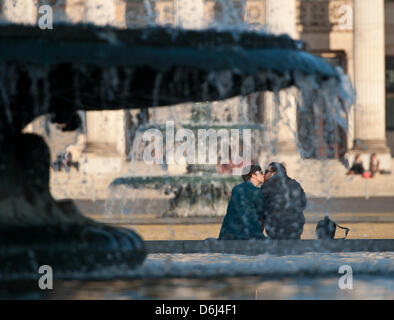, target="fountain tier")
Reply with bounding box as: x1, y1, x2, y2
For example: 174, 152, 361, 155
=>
0, 24, 339, 133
